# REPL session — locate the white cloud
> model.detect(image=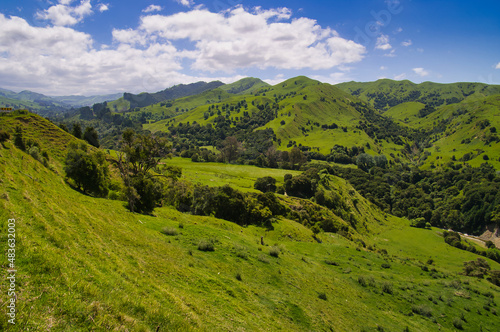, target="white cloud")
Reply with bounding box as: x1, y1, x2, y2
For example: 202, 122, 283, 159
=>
383, 49, 396, 57
394, 73, 406, 80
413, 67, 430, 77
394, 27, 403, 34
98, 4, 109, 13
380, 66, 387, 70
36, 0, 93, 26
401, 40, 412, 47
139, 7, 365, 72
0, 7, 366, 95
375, 34, 391, 50
176, 0, 194, 7
495, 62, 500, 69
417, 48, 424, 53
143, 5, 162, 13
